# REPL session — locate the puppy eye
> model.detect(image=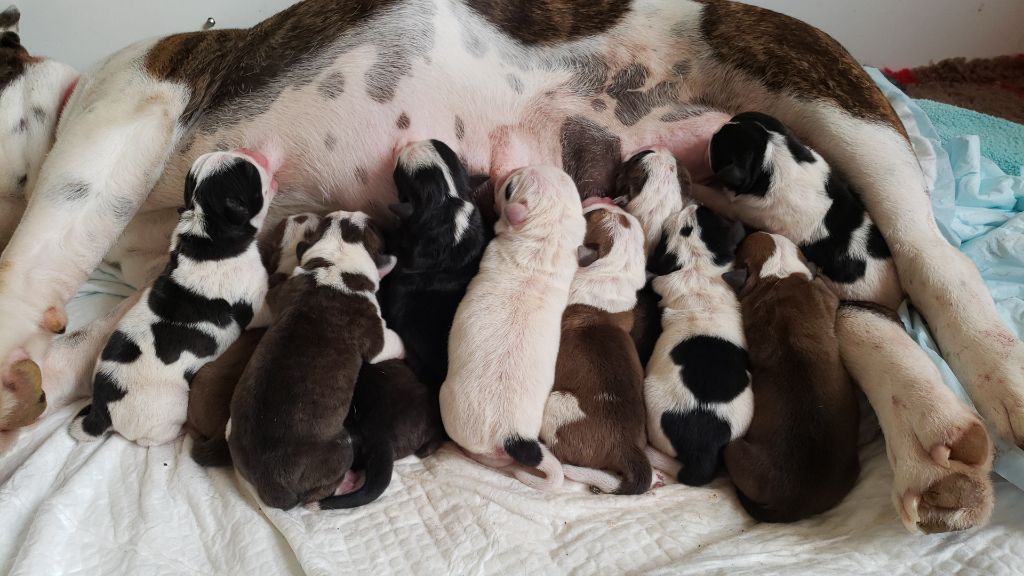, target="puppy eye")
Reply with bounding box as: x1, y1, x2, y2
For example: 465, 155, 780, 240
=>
680, 226, 693, 237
